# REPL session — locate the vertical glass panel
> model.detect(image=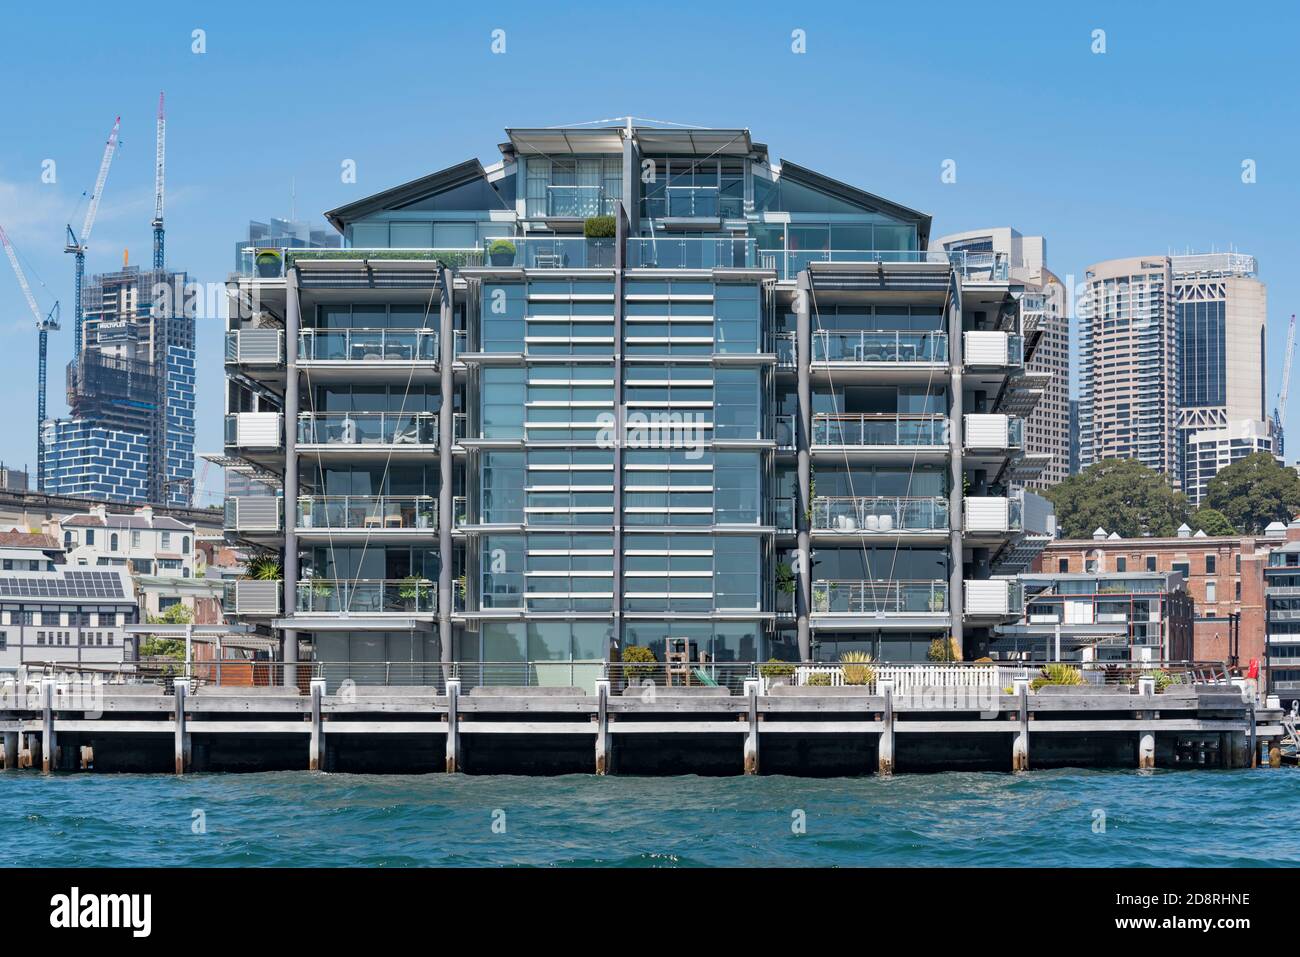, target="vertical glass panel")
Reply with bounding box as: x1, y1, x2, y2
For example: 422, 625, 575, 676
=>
390, 222, 433, 248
